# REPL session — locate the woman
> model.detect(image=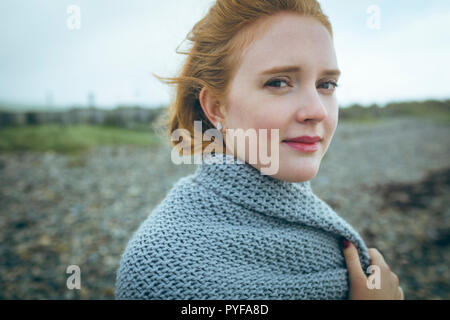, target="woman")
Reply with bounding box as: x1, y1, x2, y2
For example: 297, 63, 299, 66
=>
115, 0, 403, 300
